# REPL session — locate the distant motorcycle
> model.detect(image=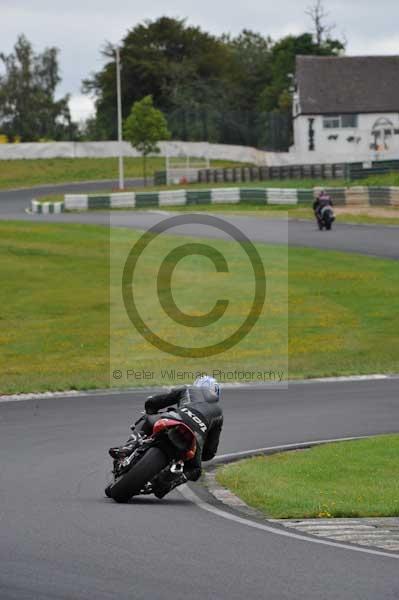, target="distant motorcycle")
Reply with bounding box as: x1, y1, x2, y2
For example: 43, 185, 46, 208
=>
314, 191, 335, 231
317, 205, 335, 231
105, 412, 196, 503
